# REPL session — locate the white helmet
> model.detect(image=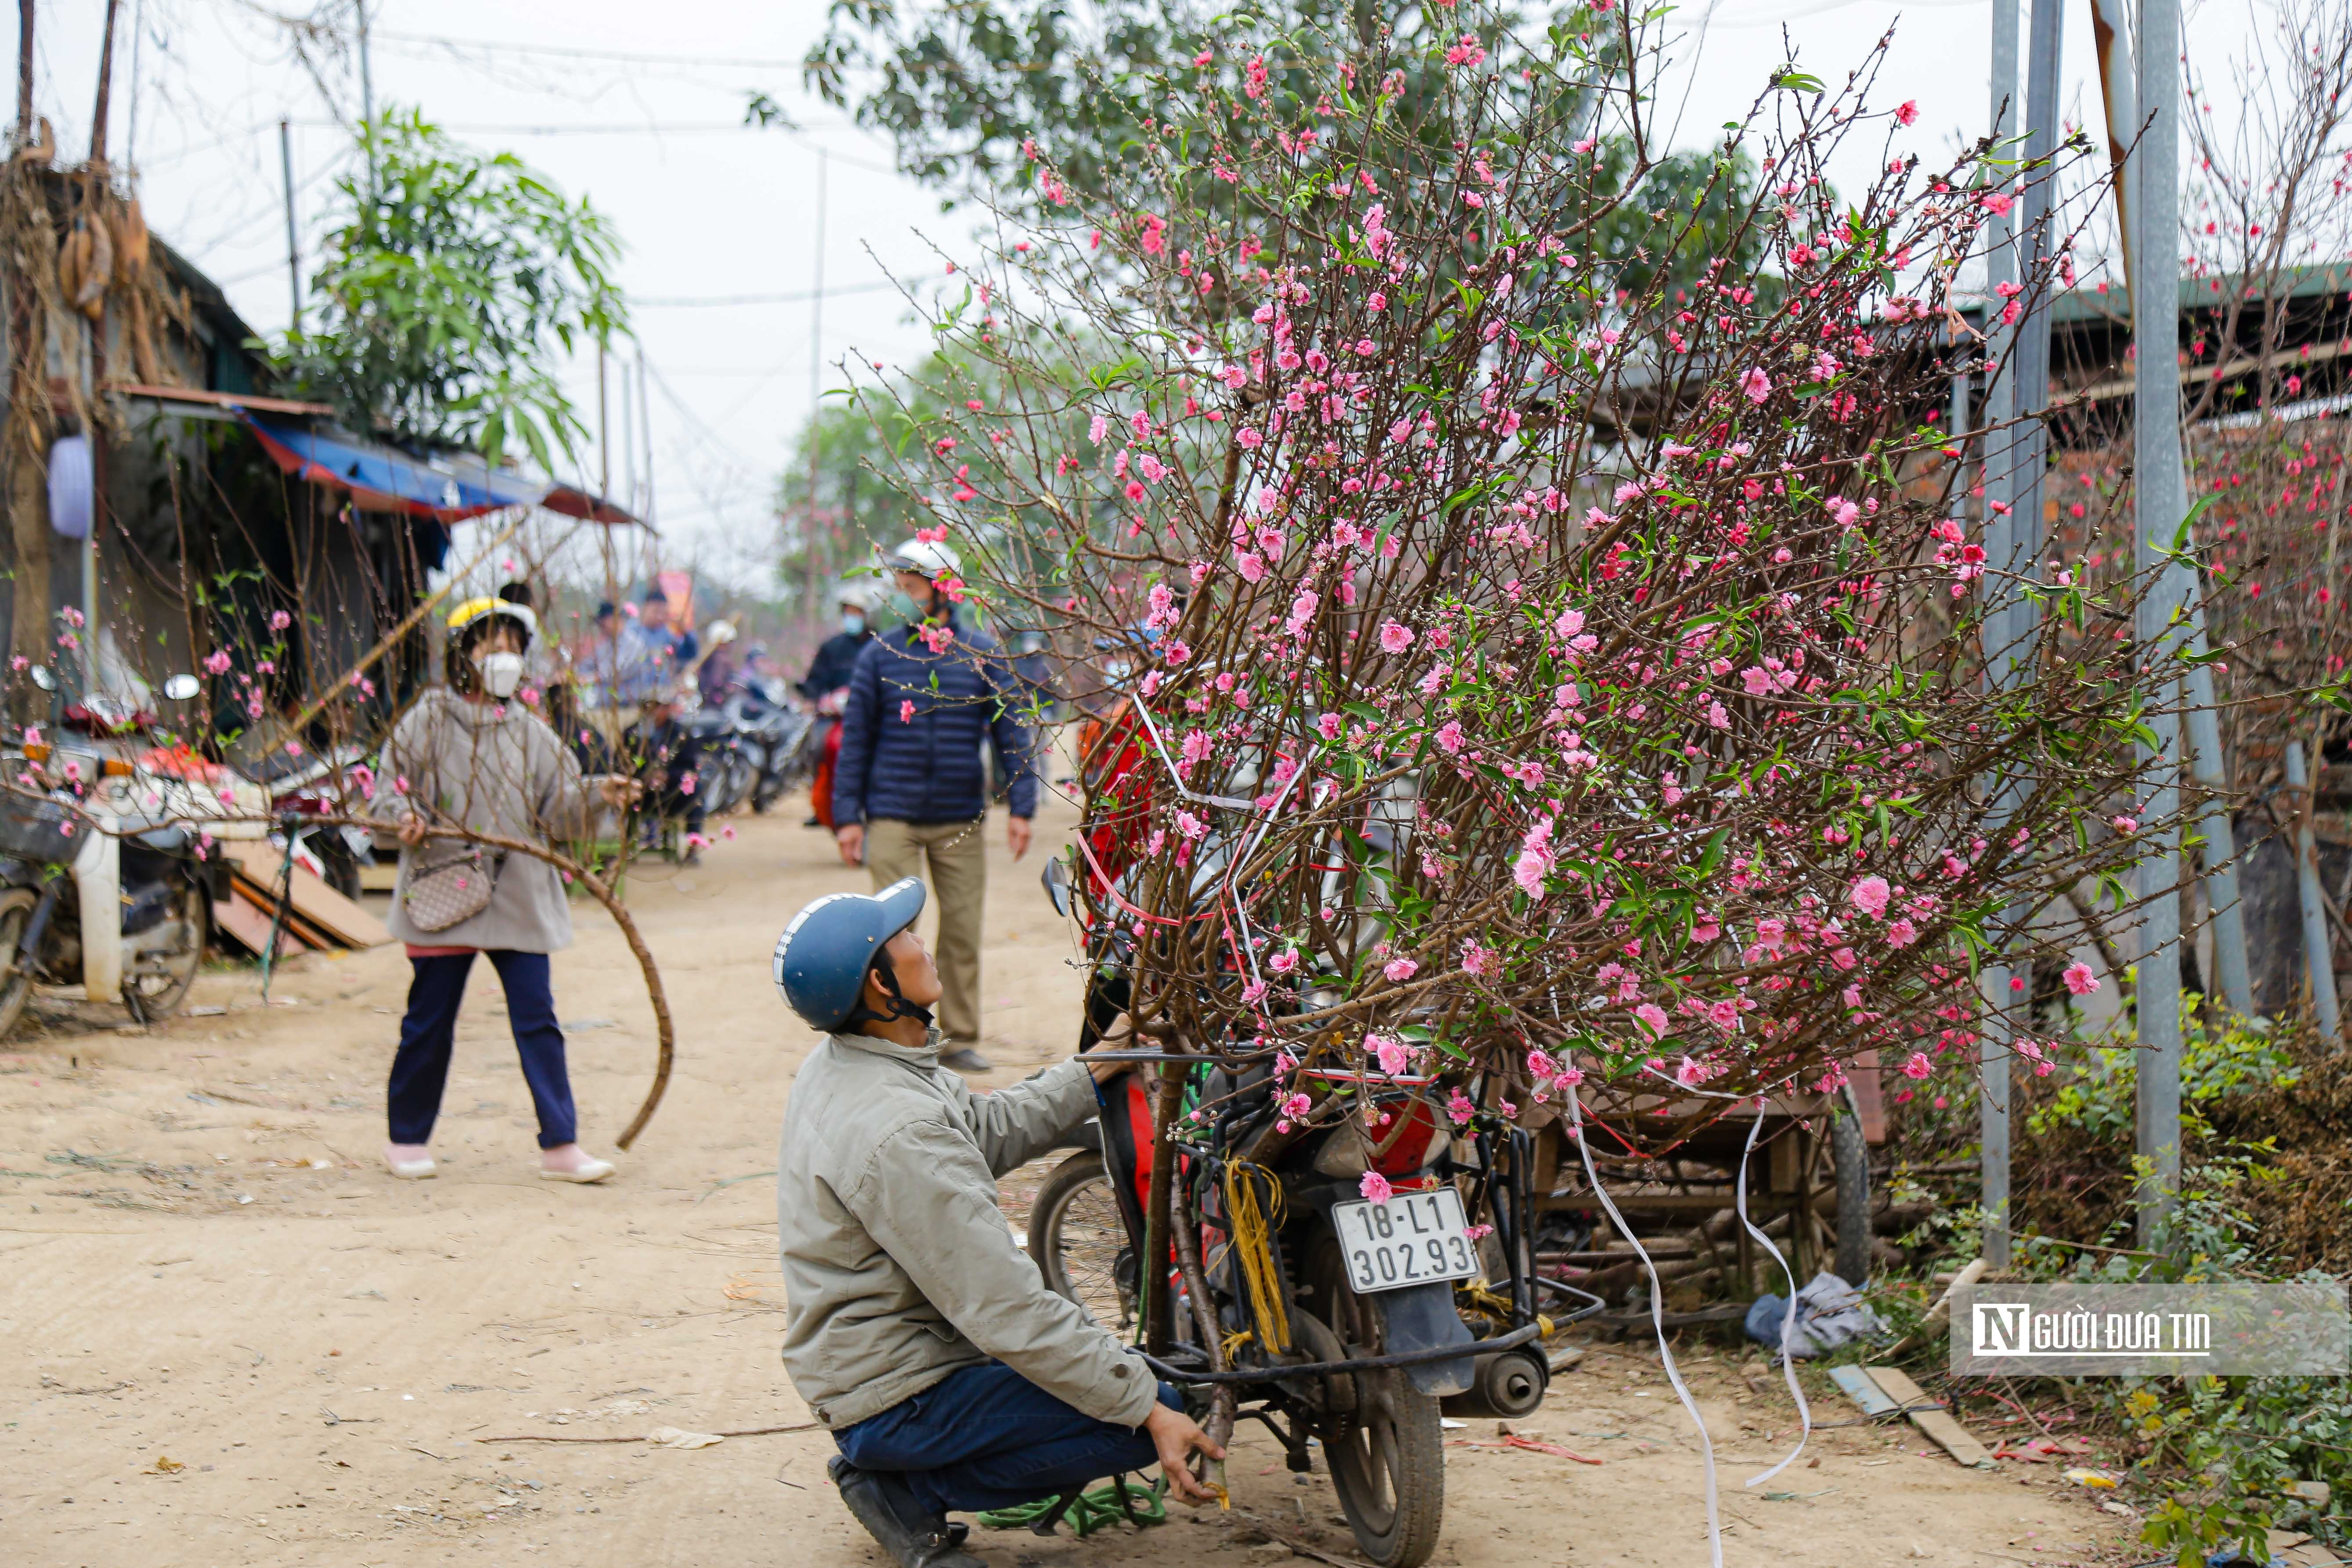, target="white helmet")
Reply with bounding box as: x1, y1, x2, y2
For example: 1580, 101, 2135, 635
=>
704, 619, 738, 647
833, 577, 884, 612
884, 536, 963, 580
